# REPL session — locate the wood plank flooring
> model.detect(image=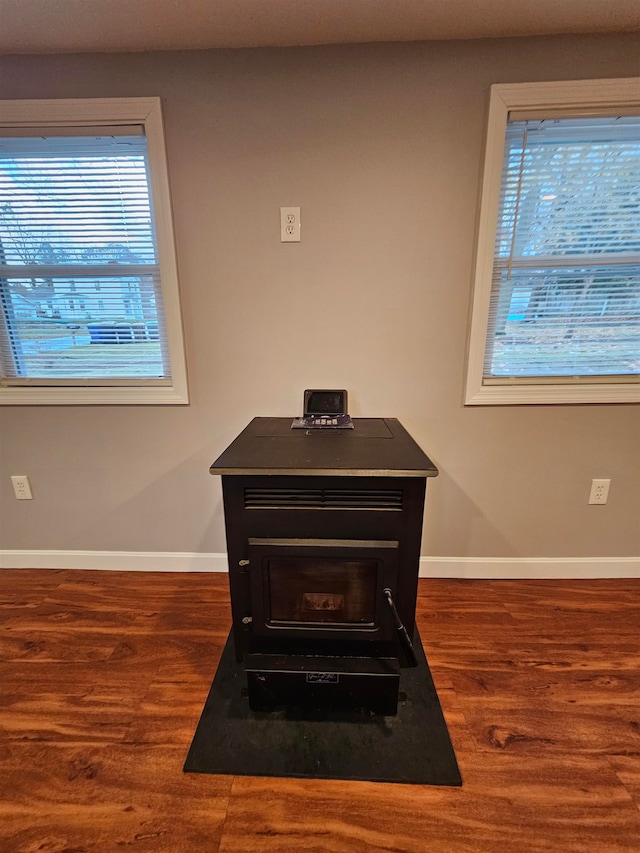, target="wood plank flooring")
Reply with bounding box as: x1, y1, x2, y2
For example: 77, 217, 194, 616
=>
0, 570, 638, 852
